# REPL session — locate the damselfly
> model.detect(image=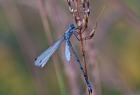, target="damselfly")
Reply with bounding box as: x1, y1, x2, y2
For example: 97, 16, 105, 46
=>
34, 24, 92, 94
